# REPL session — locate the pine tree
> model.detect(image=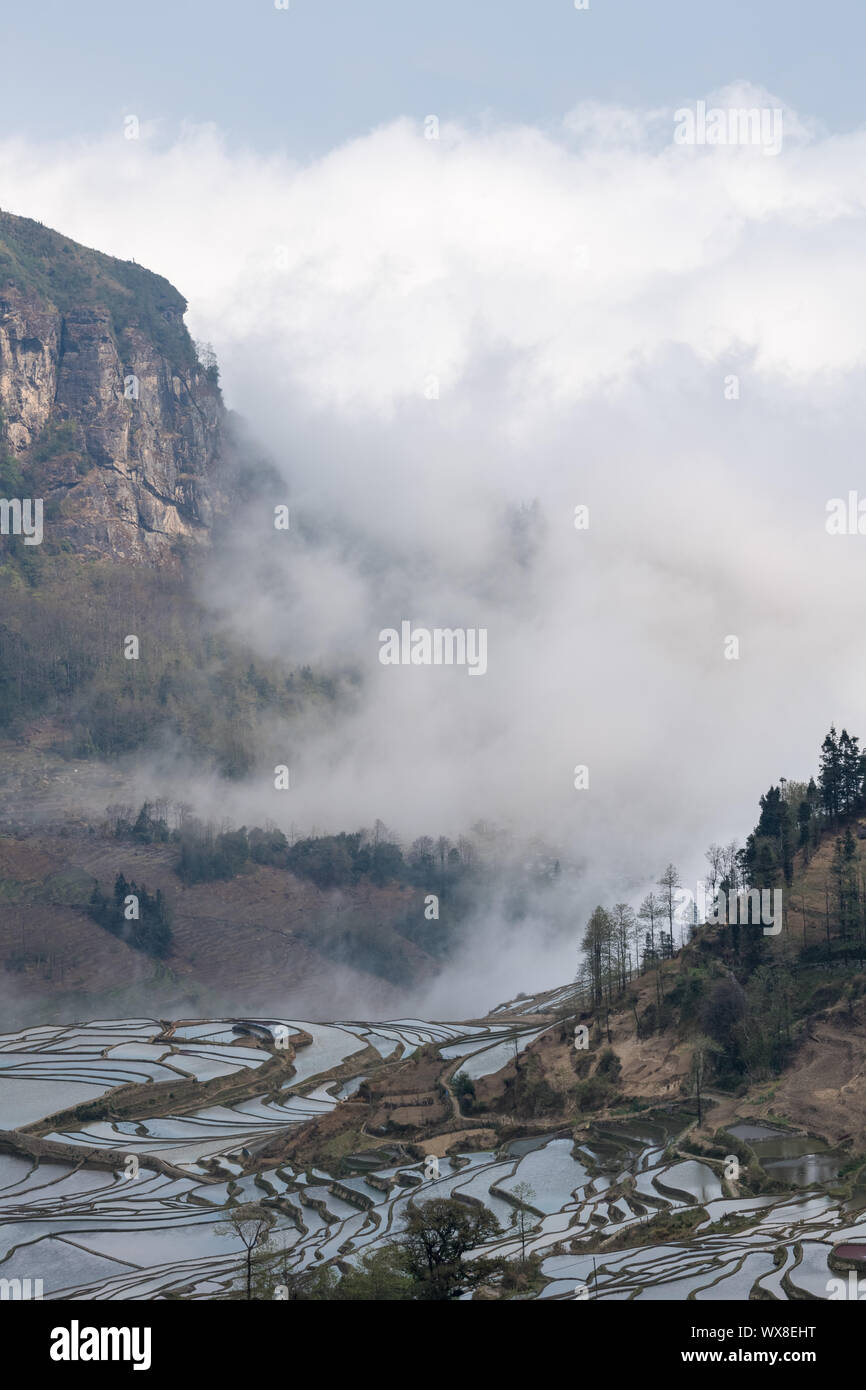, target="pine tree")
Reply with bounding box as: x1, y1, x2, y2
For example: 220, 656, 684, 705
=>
819, 725, 842, 821
839, 730, 863, 818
